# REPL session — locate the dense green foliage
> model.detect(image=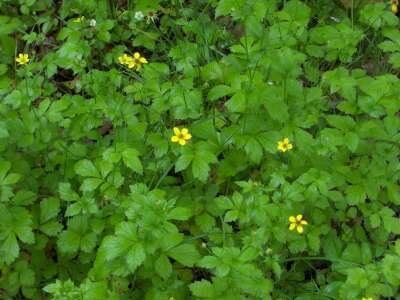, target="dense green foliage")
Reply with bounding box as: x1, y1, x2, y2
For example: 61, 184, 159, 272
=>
0, 0, 400, 299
